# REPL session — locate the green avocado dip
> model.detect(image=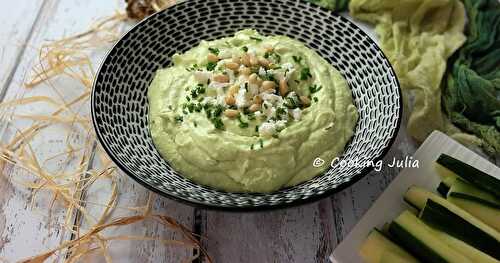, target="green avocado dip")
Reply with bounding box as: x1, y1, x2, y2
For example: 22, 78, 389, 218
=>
148, 29, 358, 193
